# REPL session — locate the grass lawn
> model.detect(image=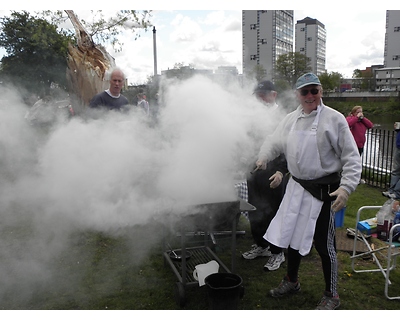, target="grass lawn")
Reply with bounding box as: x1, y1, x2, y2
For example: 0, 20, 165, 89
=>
1, 183, 399, 311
